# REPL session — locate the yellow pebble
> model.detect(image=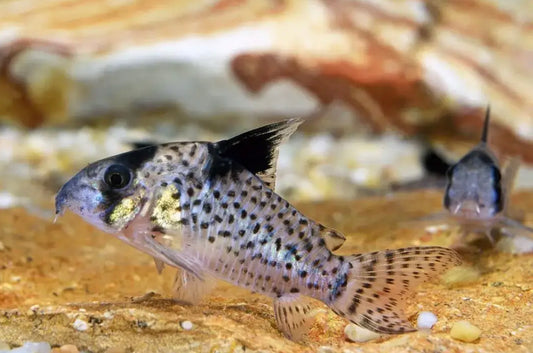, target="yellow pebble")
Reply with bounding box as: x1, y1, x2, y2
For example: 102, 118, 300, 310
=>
442, 266, 480, 287
450, 321, 481, 342
344, 323, 382, 342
